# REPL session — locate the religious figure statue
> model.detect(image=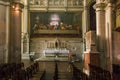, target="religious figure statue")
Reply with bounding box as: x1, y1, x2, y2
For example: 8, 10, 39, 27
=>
32, 24, 38, 31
